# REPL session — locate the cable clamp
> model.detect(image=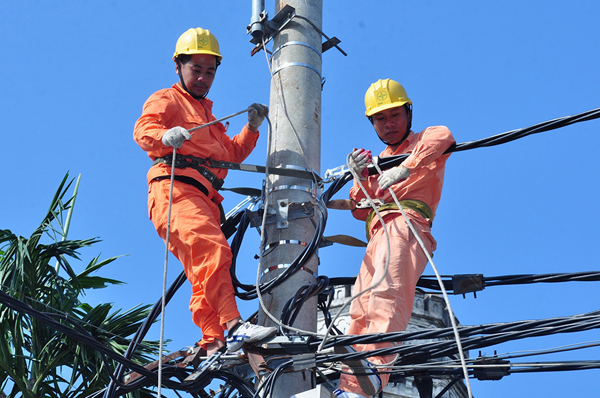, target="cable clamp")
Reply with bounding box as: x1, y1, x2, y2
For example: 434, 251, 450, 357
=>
323, 164, 349, 182
248, 5, 347, 57
473, 355, 510, 381
249, 202, 315, 228
356, 198, 384, 209
292, 353, 317, 371
452, 274, 485, 298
